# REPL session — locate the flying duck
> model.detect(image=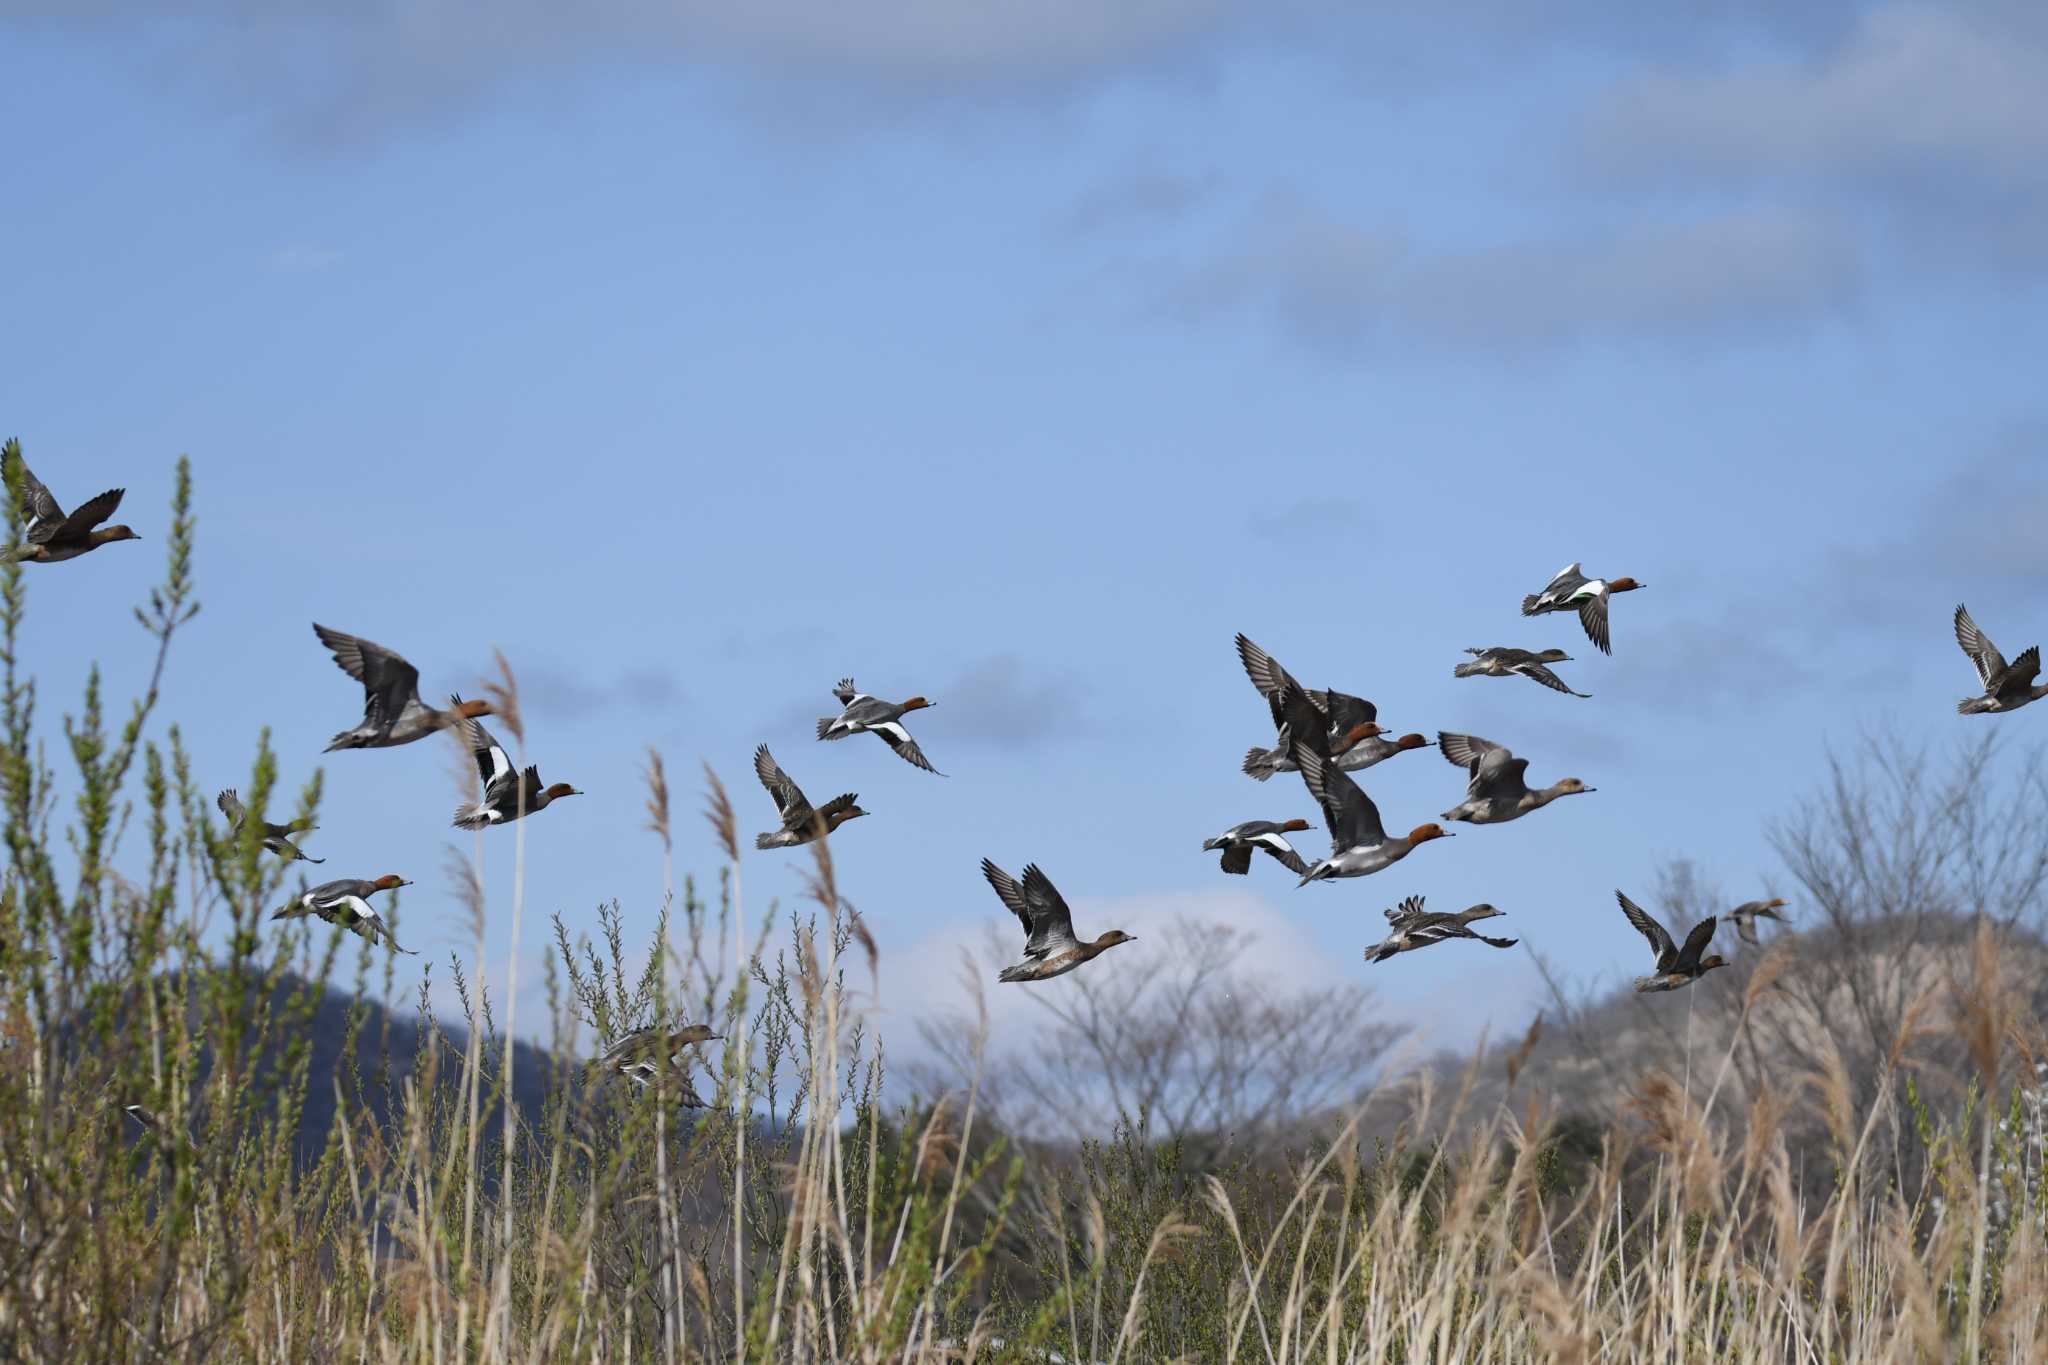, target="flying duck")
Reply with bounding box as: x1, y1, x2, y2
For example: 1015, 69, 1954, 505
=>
1236, 633, 1384, 759
1436, 733, 1595, 825
1521, 563, 1644, 655
1726, 897, 1790, 946
1242, 730, 1432, 782
1452, 647, 1590, 698
1364, 895, 1517, 963
451, 702, 581, 830
753, 744, 865, 849
585, 1024, 722, 1102
3, 445, 141, 563
1954, 604, 2046, 715
1291, 750, 1451, 885
272, 875, 416, 954
1617, 891, 1724, 992
217, 787, 324, 863
1201, 819, 1313, 876
816, 678, 943, 775
982, 859, 1135, 983
313, 624, 493, 751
